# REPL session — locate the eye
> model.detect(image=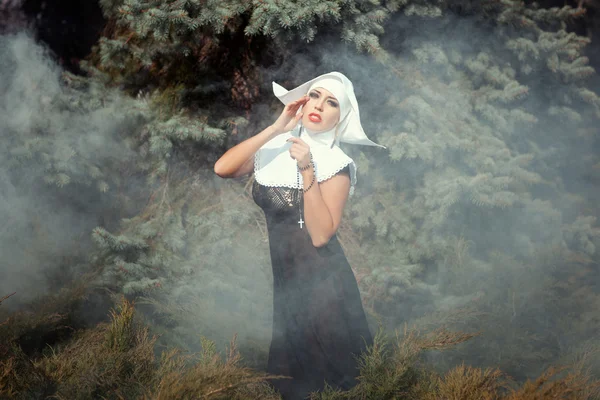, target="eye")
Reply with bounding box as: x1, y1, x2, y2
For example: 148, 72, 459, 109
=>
309, 92, 319, 98
328, 100, 338, 108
